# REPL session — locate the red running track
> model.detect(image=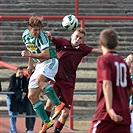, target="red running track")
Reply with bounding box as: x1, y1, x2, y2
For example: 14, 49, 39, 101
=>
0, 117, 75, 133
